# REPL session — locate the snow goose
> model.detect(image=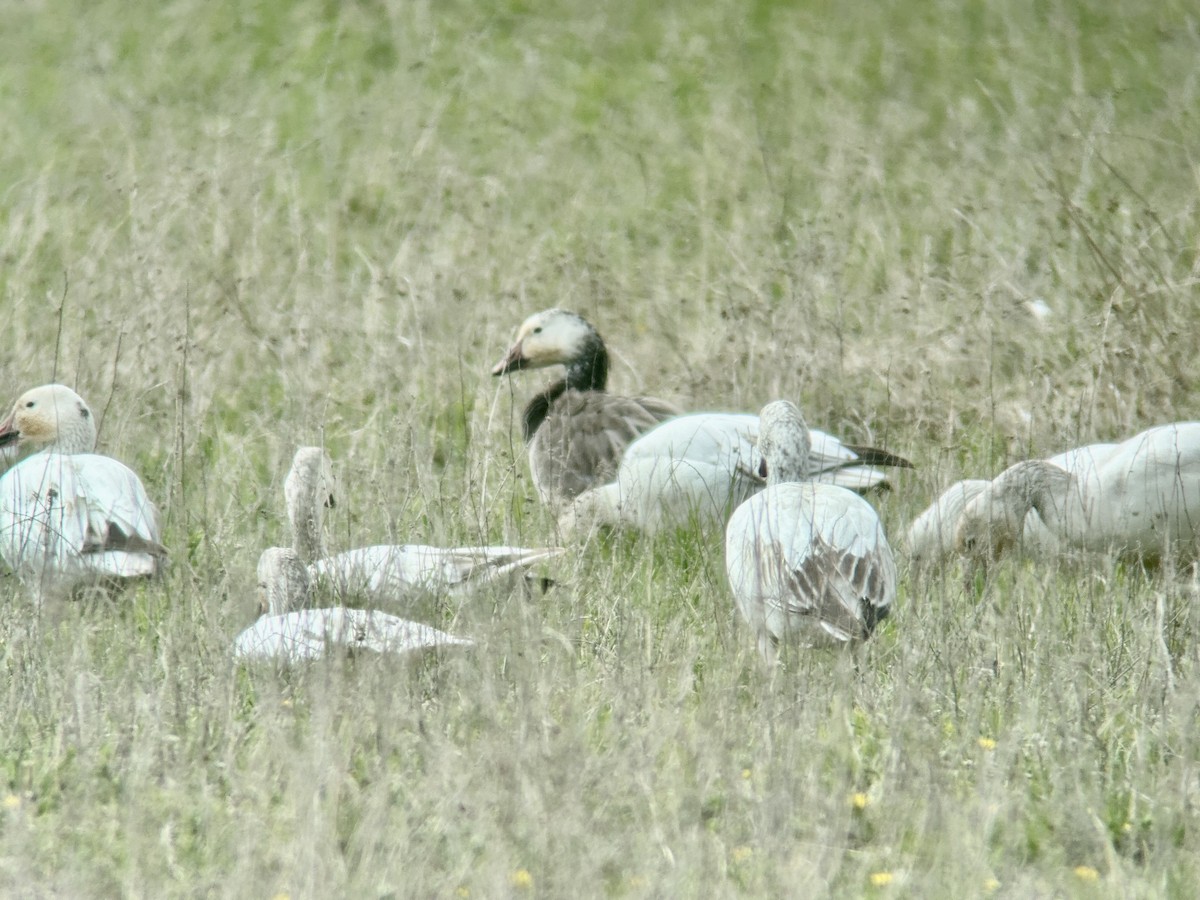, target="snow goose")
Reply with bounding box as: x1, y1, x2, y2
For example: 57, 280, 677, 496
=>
561, 411, 911, 536
233, 548, 474, 663
724, 401, 897, 664
956, 426, 1200, 562
285, 447, 563, 600
491, 308, 681, 509
0, 384, 165, 601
